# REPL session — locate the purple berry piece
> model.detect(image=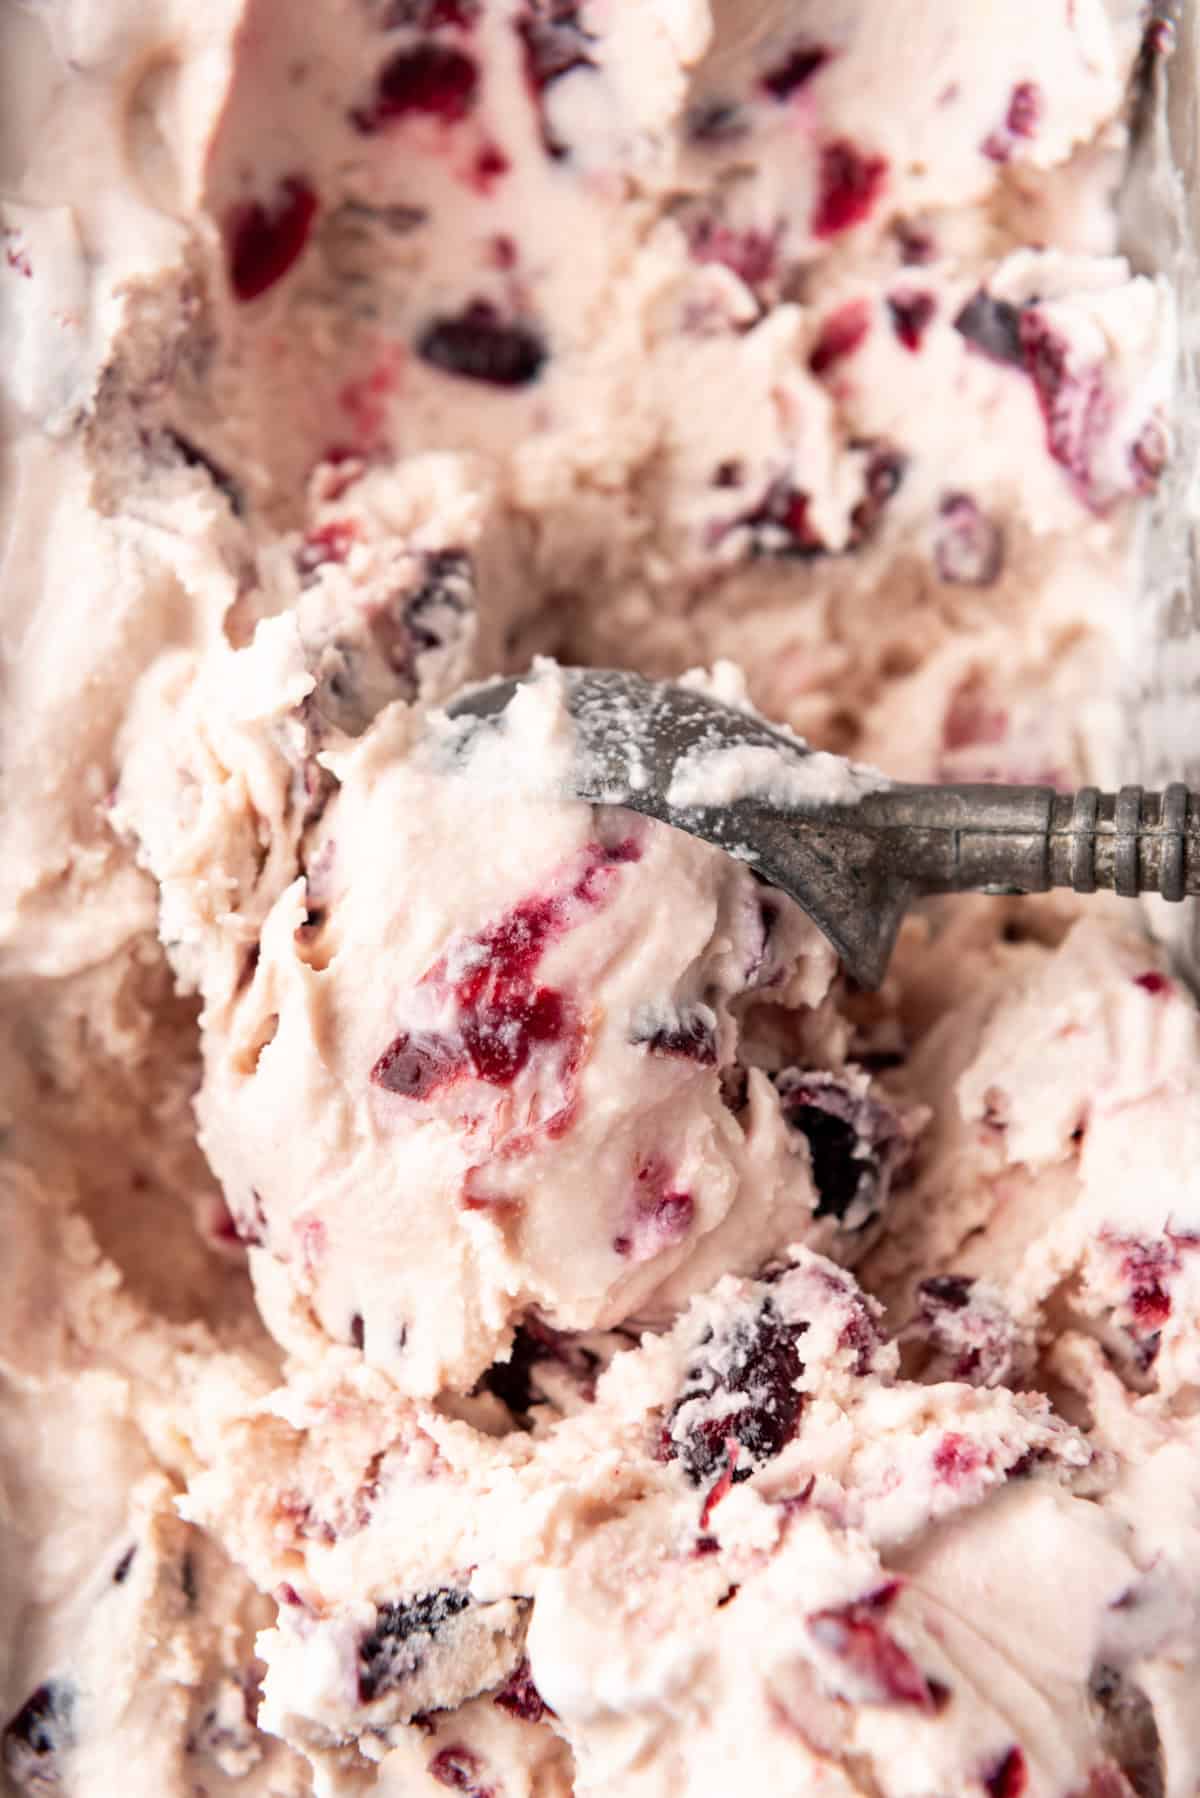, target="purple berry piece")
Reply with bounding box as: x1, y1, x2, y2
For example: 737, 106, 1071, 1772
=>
359, 1588, 472, 1702
478, 1317, 598, 1415
760, 44, 831, 101
886, 289, 935, 351
417, 302, 546, 387
662, 1296, 808, 1487
775, 1072, 907, 1228
3, 1683, 76, 1790
953, 291, 1026, 366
